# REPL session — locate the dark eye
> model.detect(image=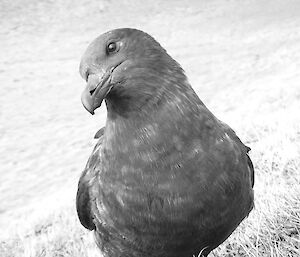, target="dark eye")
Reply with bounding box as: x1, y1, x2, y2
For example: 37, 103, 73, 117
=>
107, 42, 118, 54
